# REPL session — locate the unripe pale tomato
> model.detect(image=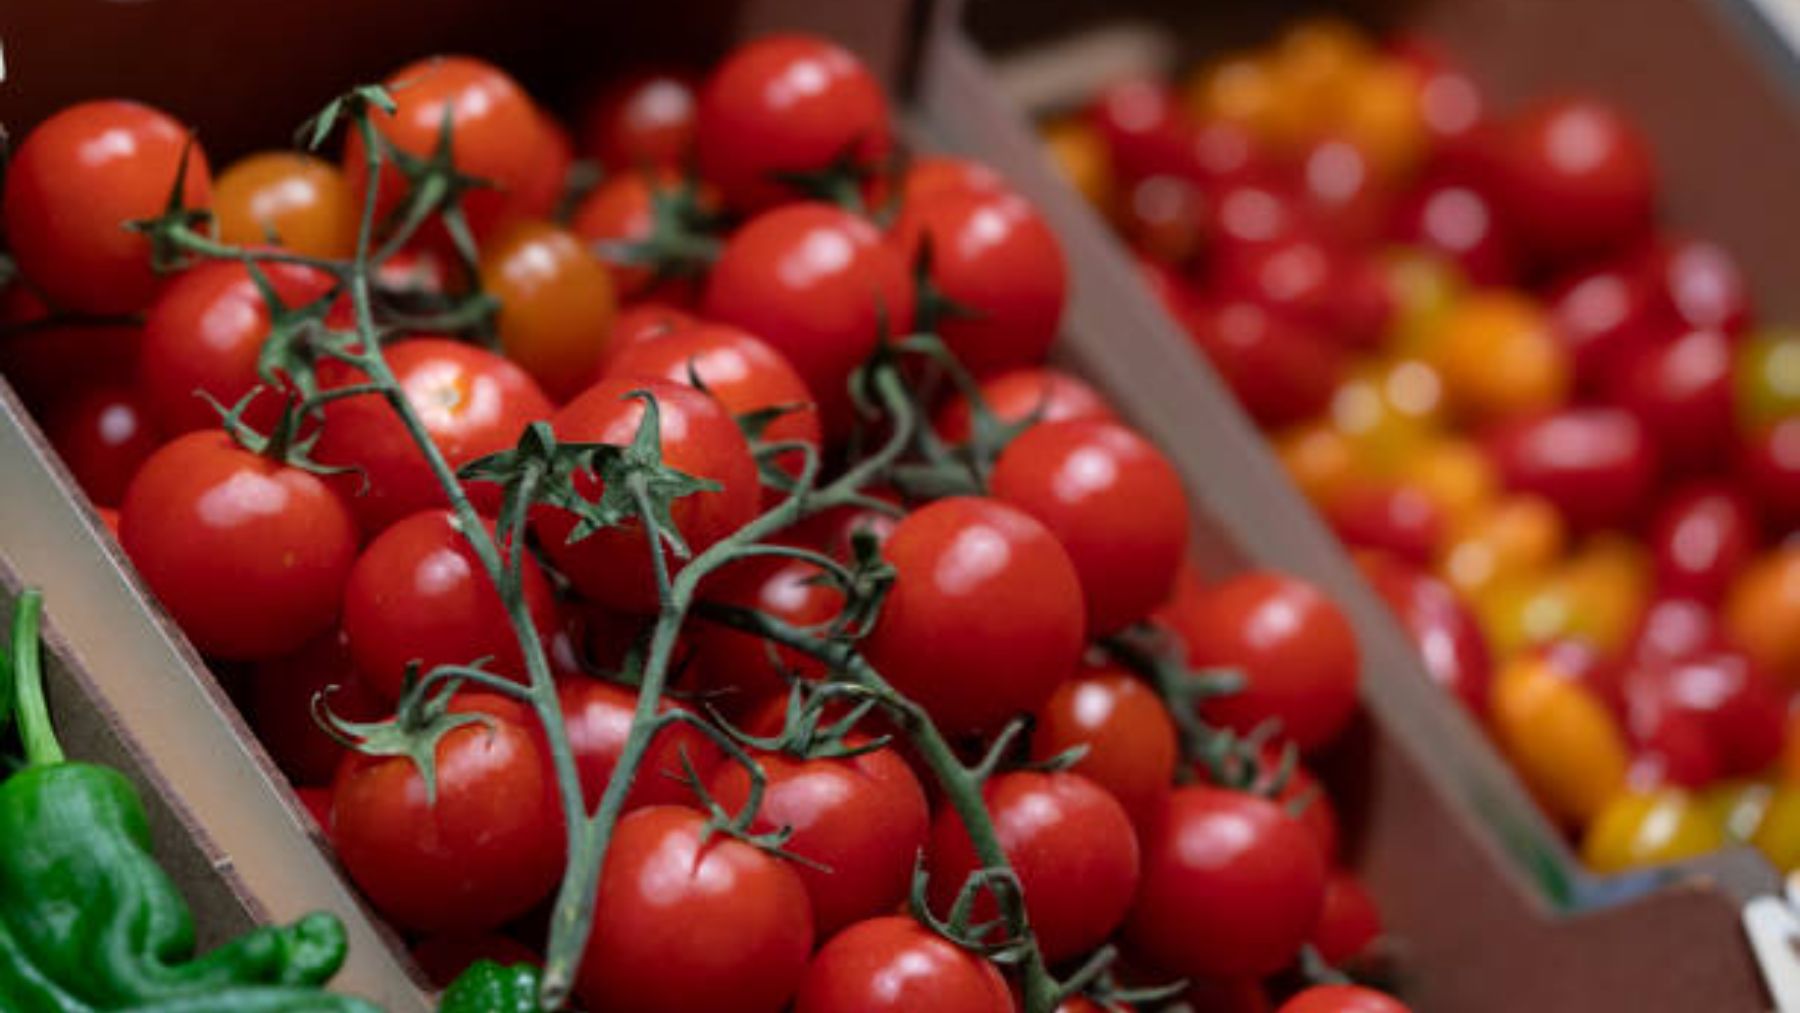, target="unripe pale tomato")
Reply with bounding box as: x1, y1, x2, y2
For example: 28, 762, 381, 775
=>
213, 151, 357, 258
